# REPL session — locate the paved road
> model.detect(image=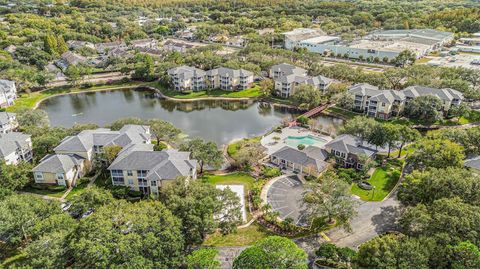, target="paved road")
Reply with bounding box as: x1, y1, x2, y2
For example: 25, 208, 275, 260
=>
325, 193, 401, 248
